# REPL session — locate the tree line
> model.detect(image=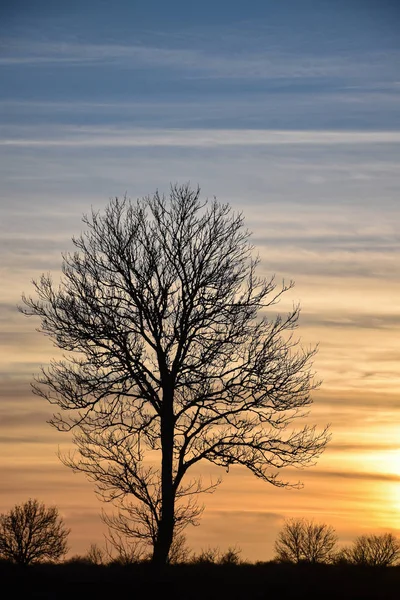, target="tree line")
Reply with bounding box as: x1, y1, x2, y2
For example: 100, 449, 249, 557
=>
1, 499, 399, 568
